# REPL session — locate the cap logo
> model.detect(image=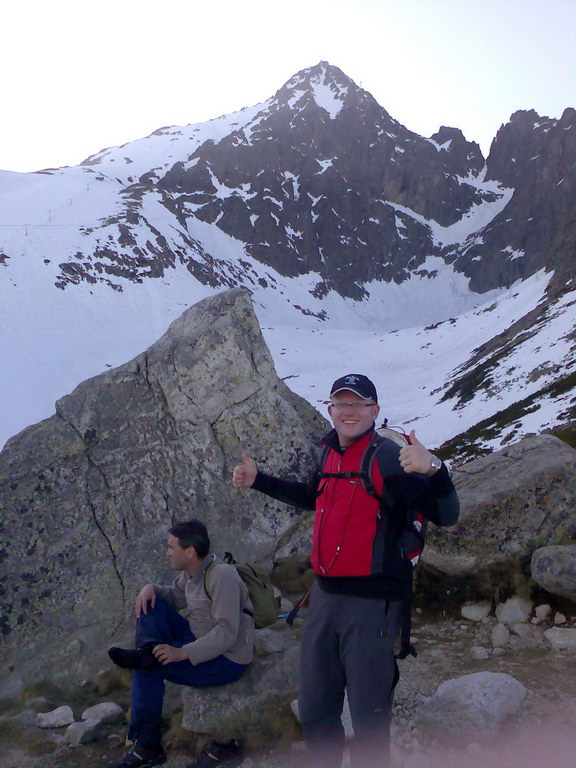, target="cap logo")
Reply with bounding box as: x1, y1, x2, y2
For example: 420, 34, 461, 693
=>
344, 375, 359, 385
